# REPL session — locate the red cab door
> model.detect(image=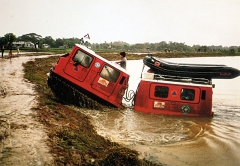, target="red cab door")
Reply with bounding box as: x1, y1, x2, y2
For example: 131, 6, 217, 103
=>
92, 64, 121, 97
63, 49, 93, 81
